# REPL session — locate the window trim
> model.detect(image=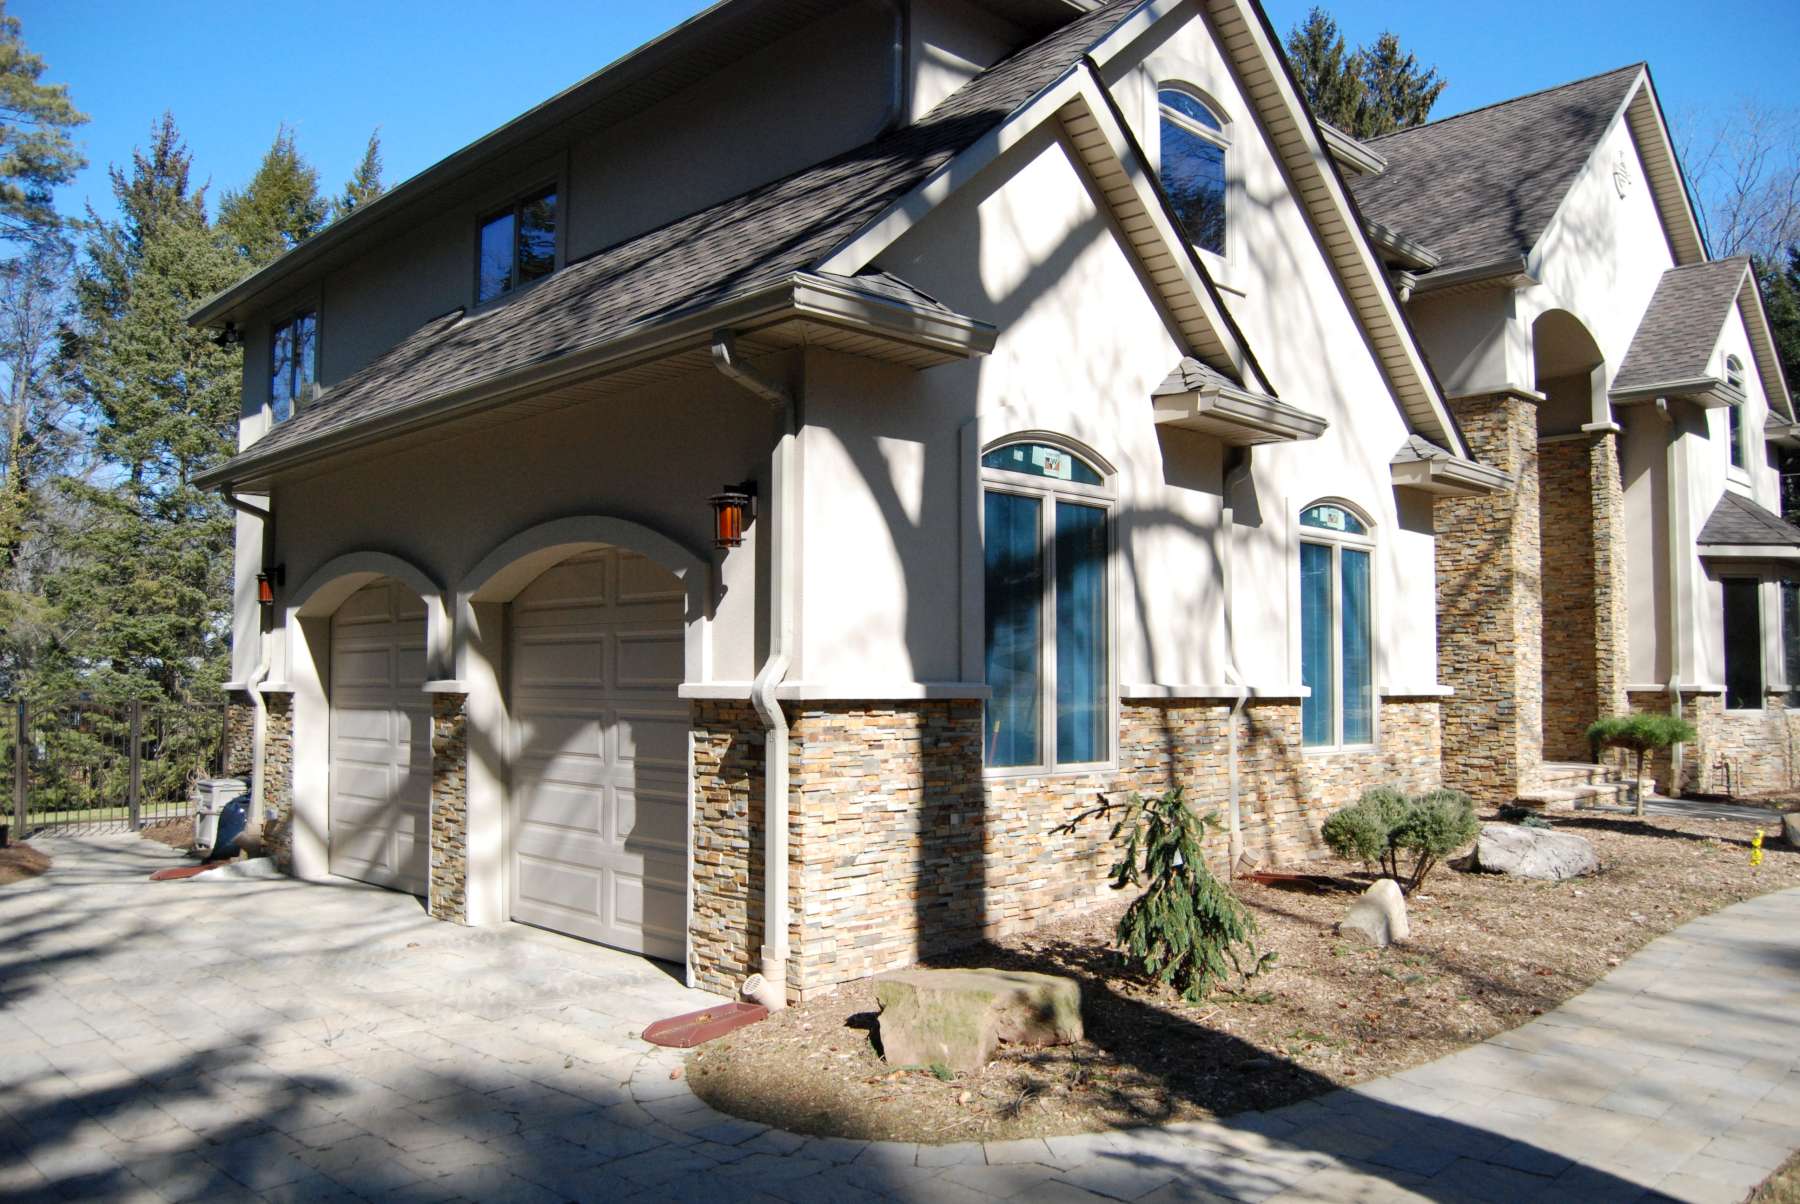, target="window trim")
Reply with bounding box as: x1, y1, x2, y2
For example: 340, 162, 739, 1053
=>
267, 305, 320, 424
980, 437, 1118, 777
1157, 83, 1232, 262
1298, 499, 1378, 752
472, 180, 562, 309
